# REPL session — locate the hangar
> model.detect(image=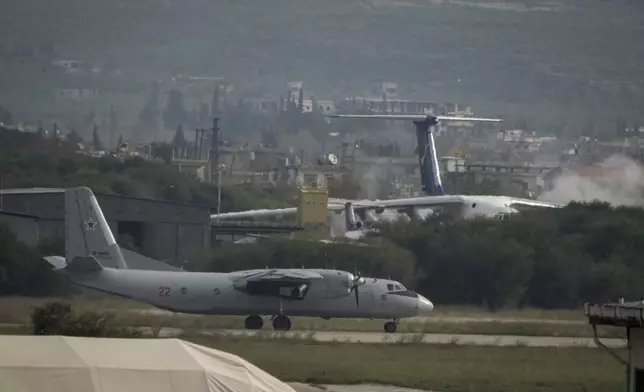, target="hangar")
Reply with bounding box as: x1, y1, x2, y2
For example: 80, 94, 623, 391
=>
0, 188, 211, 265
